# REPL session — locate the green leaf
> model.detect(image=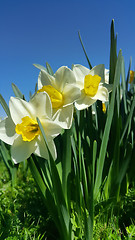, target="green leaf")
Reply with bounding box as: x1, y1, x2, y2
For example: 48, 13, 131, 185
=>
121, 56, 128, 114
0, 141, 17, 186
126, 58, 132, 91
60, 128, 72, 207
33, 63, 47, 72
0, 94, 10, 117
35, 82, 38, 92
117, 143, 132, 185
12, 83, 24, 99
46, 62, 54, 75
78, 31, 92, 69
36, 117, 72, 240
120, 94, 135, 145
29, 155, 61, 234
109, 19, 117, 84
94, 50, 122, 200
92, 140, 97, 184
28, 155, 47, 198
